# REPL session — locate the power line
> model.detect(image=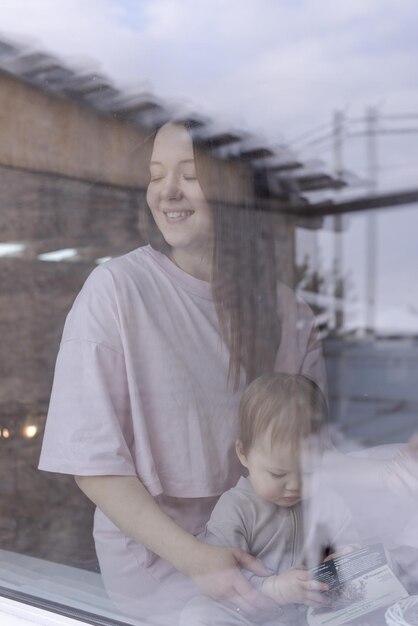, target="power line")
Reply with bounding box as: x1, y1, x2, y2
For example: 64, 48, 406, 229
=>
342, 114, 418, 123
287, 121, 333, 146
378, 113, 418, 121
290, 114, 418, 148
300, 127, 418, 153
348, 128, 418, 138
302, 131, 337, 148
